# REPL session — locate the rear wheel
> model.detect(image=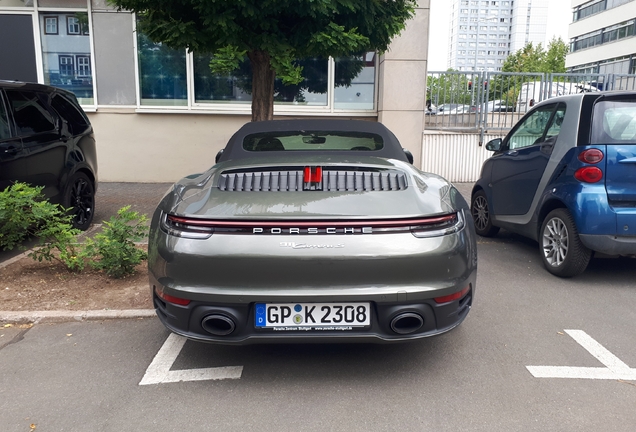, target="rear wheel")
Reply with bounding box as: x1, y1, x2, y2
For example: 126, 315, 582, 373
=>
471, 190, 499, 237
540, 208, 591, 277
63, 172, 95, 230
